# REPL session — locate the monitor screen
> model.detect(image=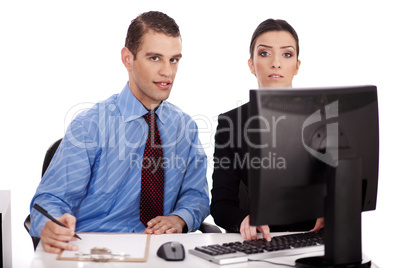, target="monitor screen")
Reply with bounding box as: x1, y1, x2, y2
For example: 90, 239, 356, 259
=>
247, 85, 379, 266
